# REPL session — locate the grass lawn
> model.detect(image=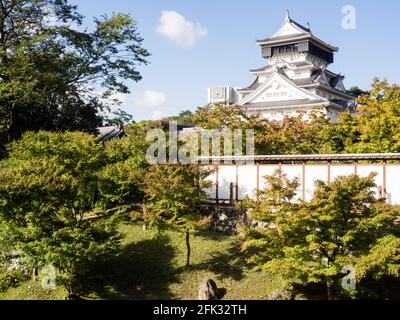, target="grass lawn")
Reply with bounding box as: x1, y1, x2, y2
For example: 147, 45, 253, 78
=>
0, 222, 284, 300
